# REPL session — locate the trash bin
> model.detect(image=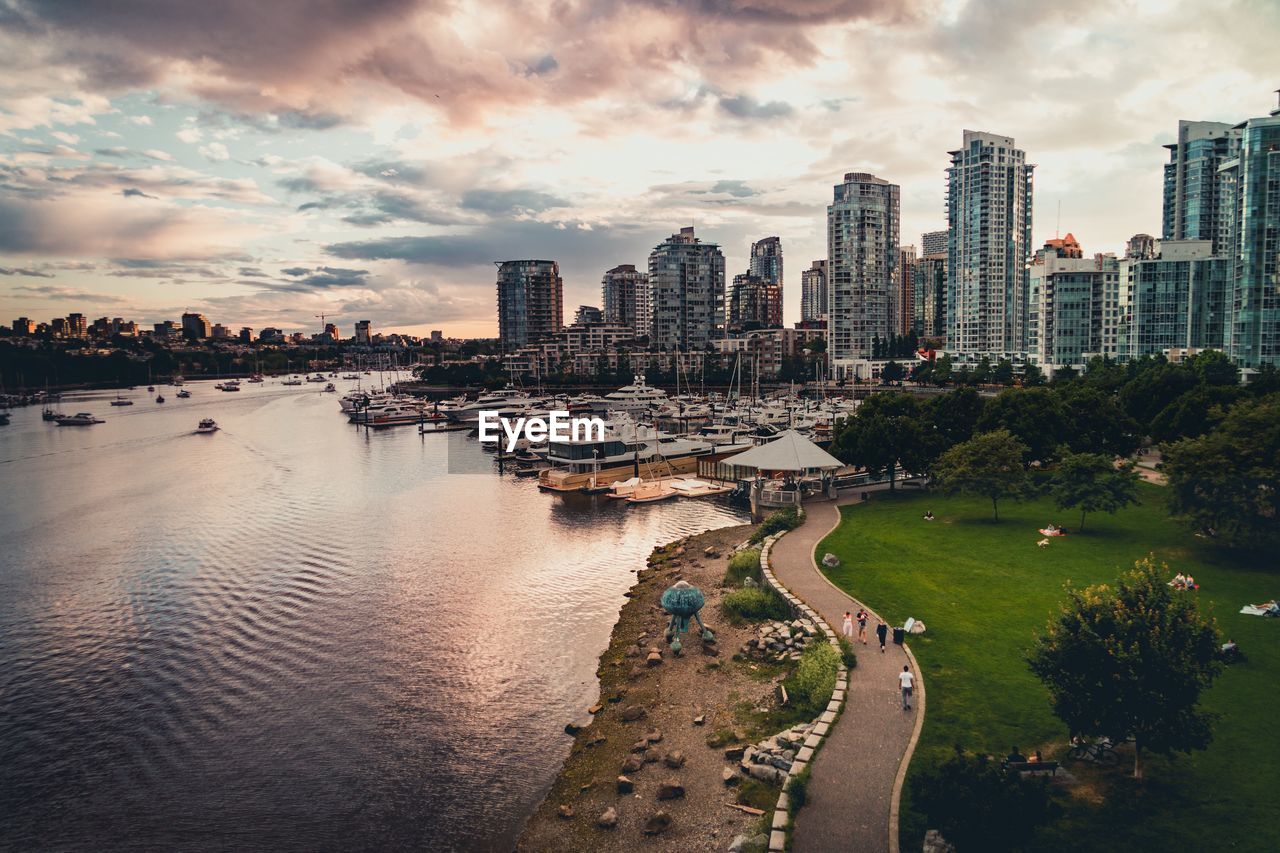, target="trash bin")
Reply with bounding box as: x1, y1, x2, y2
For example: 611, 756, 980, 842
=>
893, 627, 906, 645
